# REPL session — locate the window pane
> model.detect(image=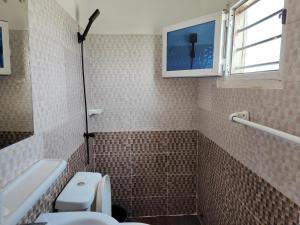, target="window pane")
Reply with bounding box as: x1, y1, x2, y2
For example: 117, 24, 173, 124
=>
231, 0, 284, 74
237, 0, 284, 25
233, 38, 281, 73
167, 21, 215, 71
238, 15, 282, 46
244, 38, 281, 65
